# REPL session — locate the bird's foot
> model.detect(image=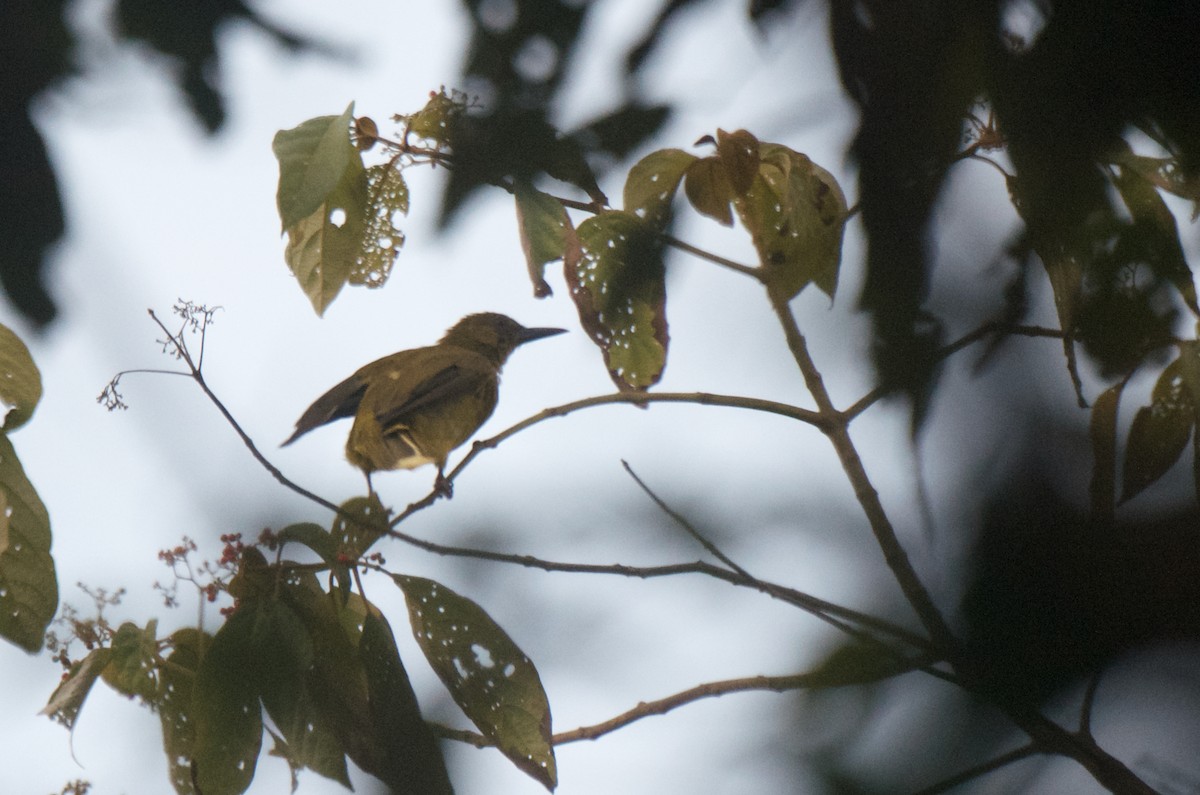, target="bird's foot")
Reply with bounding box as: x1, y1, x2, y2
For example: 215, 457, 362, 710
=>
434, 471, 454, 500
